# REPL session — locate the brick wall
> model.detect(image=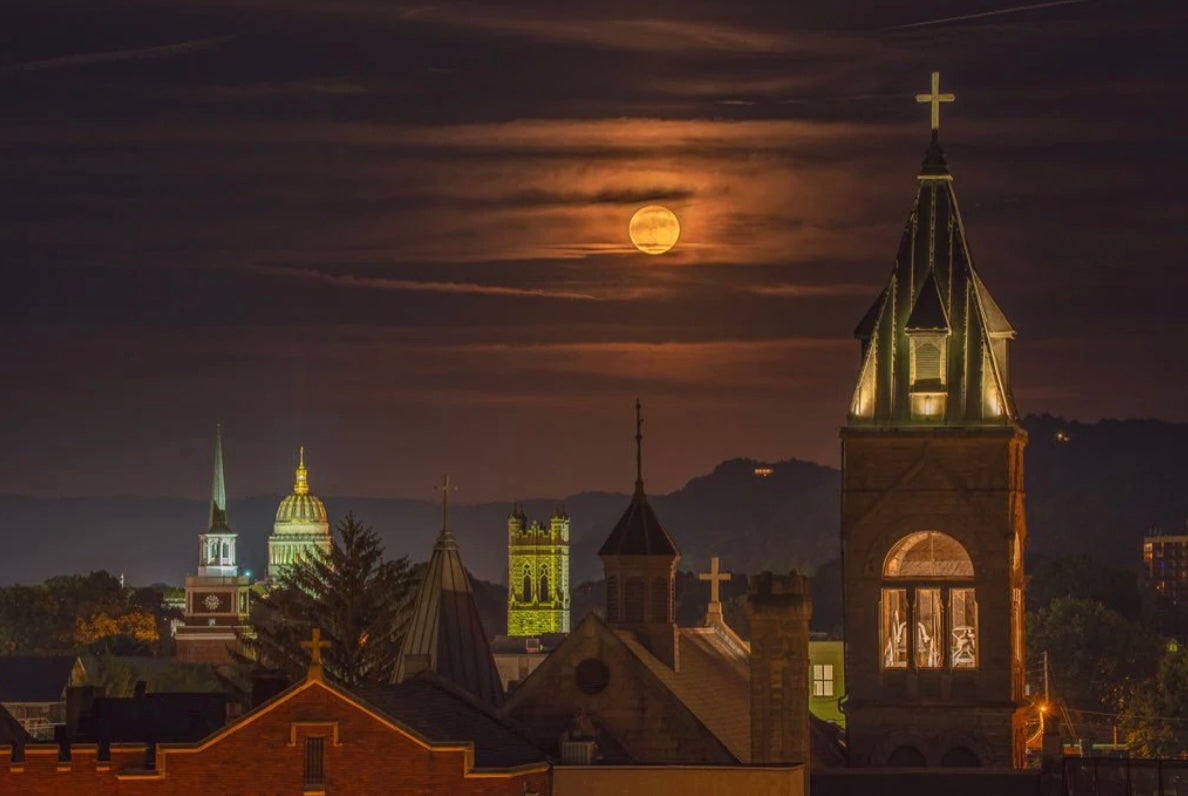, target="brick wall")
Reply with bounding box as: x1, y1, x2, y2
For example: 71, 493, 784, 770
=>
0, 680, 549, 795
